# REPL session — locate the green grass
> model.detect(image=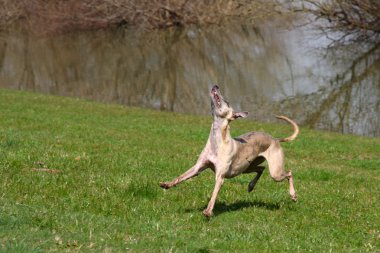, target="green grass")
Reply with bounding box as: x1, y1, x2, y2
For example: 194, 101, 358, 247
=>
1, 88, 379, 252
